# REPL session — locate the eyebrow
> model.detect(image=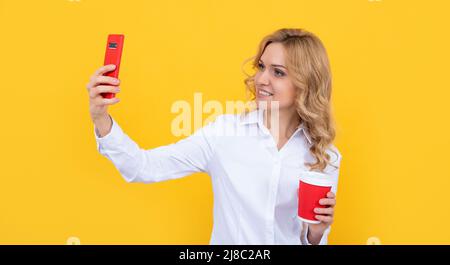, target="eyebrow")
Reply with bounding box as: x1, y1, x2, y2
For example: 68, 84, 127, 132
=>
259, 59, 287, 69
